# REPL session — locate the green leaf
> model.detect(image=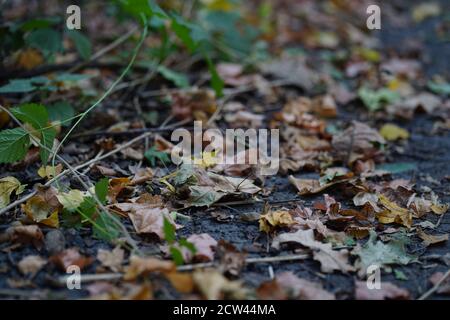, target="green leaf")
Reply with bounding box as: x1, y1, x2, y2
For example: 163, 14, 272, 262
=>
12, 103, 56, 164
95, 178, 109, 205
39, 127, 56, 165
67, 30, 92, 60
0, 79, 36, 93
163, 216, 176, 244
179, 238, 197, 254
78, 196, 120, 241
12, 103, 48, 129
0, 128, 30, 163
427, 81, 450, 96
169, 246, 184, 265
157, 65, 189, 88
206, 56, 224, 97
47, 101, 75, 126
358, 87, 400, 112
26, 28, 62, 54
144, 146, 170, 167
